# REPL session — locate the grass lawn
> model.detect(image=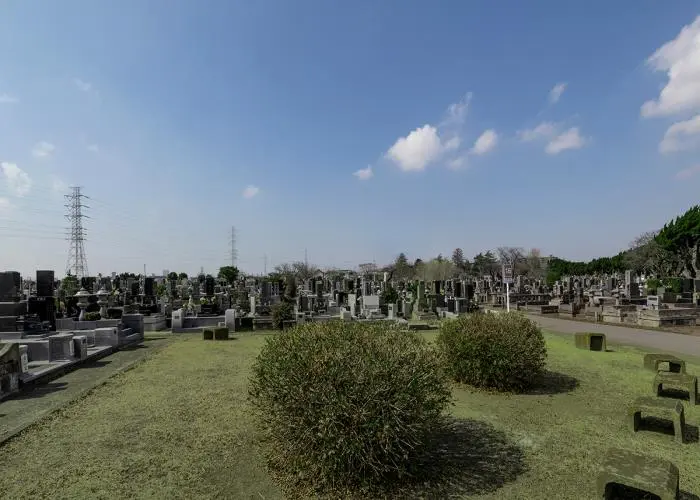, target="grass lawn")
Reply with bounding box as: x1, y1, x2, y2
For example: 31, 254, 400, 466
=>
0, 330, 699, 499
